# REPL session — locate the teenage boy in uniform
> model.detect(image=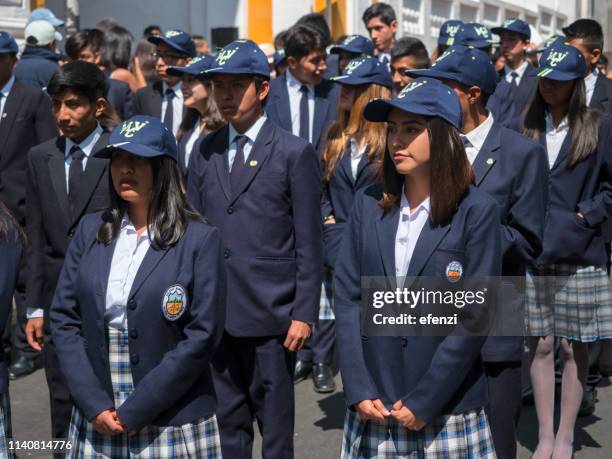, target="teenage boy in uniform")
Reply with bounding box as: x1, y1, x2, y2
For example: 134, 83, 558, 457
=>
187, 39, 322, 459
361, 2, 397, 65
